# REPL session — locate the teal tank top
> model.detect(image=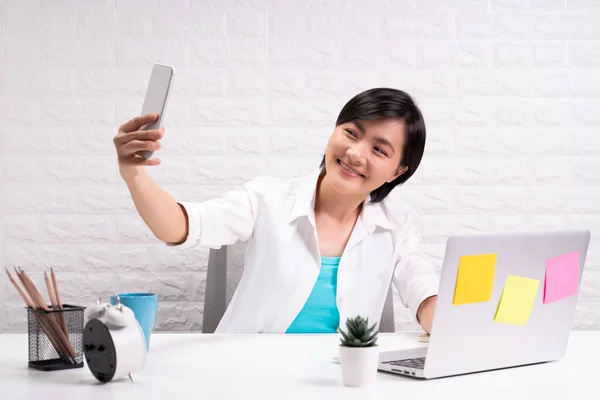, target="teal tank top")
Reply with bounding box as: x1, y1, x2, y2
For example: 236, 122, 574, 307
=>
286, 256, 340, 334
